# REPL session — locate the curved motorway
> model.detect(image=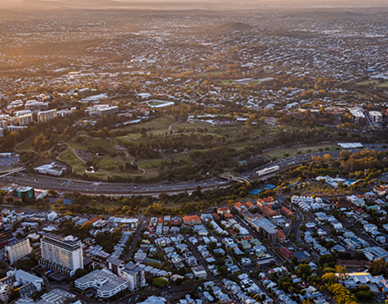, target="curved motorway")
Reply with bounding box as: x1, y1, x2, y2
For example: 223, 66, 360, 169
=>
1, 144, 386, 196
